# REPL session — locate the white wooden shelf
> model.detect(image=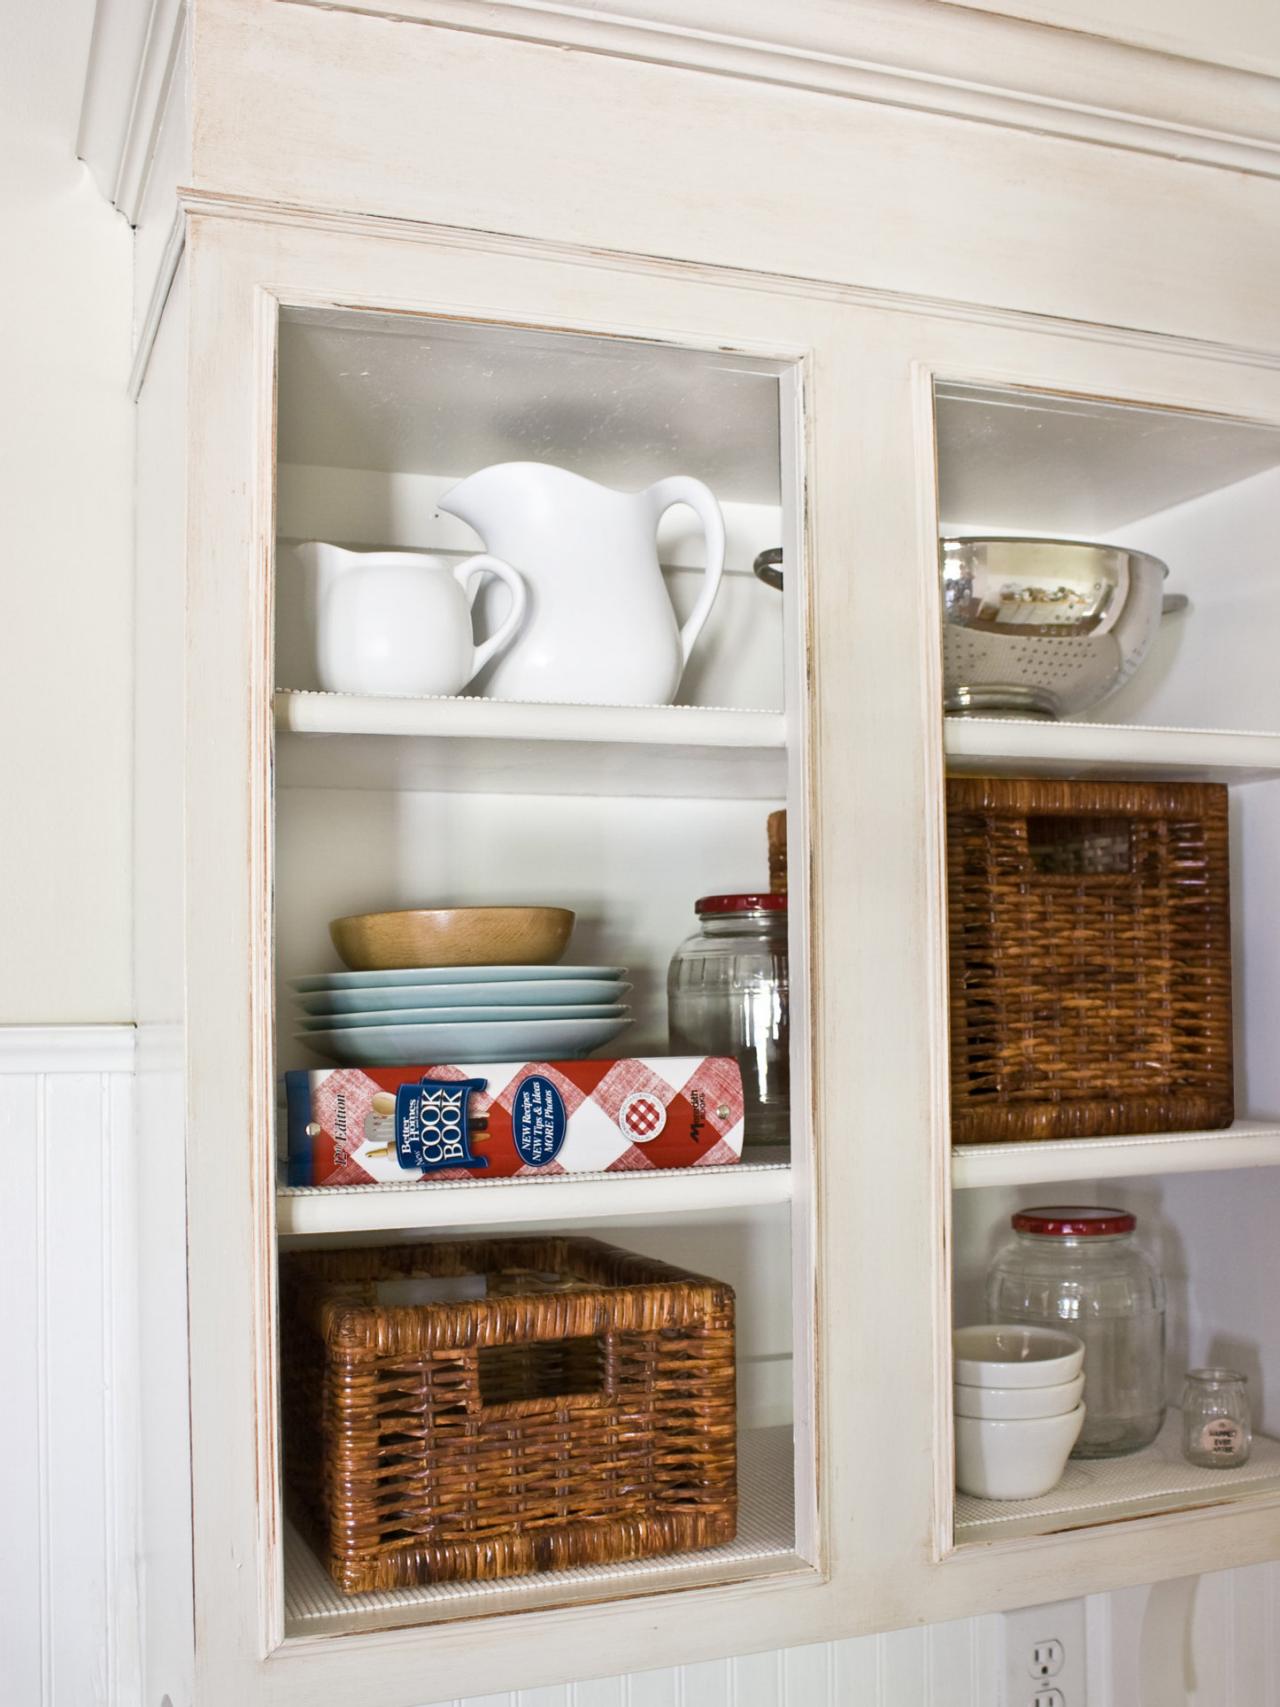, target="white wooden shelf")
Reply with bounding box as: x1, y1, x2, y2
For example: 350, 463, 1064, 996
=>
282, 1425, 802, 1638
277, 1157, 791, 1236
274, 690, 787, 798
953, 1121, 1280, 1189
956, 1415, 1280, 1545
944, 717, 1280, 783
